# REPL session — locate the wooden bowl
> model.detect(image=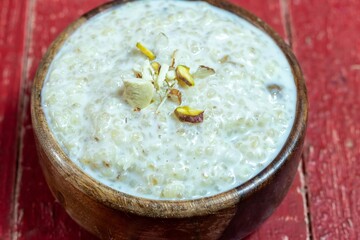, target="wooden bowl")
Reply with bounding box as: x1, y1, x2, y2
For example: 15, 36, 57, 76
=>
31, 0, 308, 239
